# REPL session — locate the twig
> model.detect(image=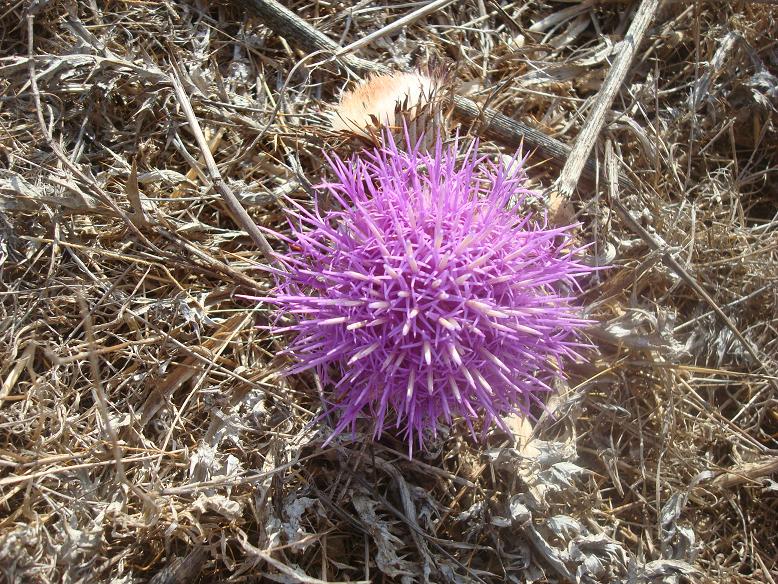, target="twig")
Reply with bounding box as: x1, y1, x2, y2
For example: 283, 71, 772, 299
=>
77, 292, 126, 483
335, 0, 460, 58
0, 453, 181, 488
242, 0, 381, 73
451, 96, 596, 176
675, 283, 774, 332
528, 0, 594, 34
0, 342, 35, 406
240, 536, 370, 584
692, 456, 778, 492
168, 65, 278, 265
557, 0, 660, 199
156, 228, 265, 291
